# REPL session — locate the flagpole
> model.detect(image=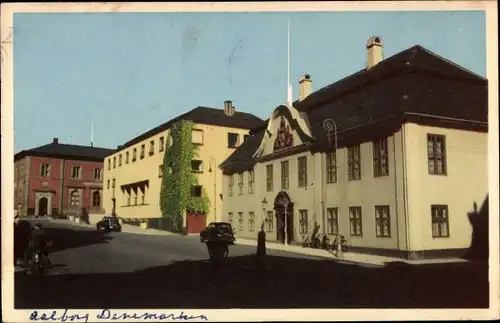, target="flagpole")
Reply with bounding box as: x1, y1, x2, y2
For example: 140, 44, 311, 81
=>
284, 18, 291, 247
287, 18, 292, 108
